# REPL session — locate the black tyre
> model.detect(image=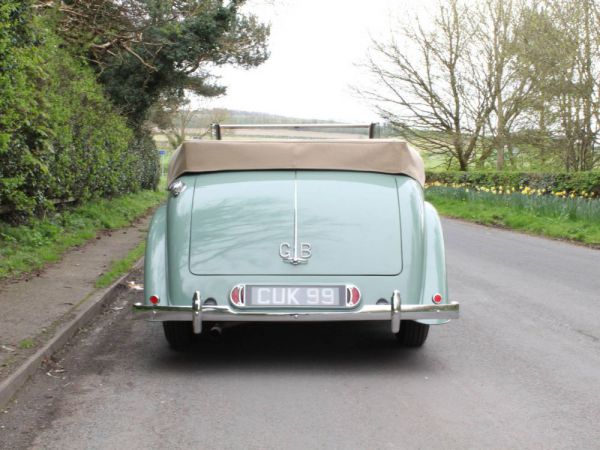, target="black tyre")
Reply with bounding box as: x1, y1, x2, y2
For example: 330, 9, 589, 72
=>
396, 320, 429, 347
163, 321, 194, 350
